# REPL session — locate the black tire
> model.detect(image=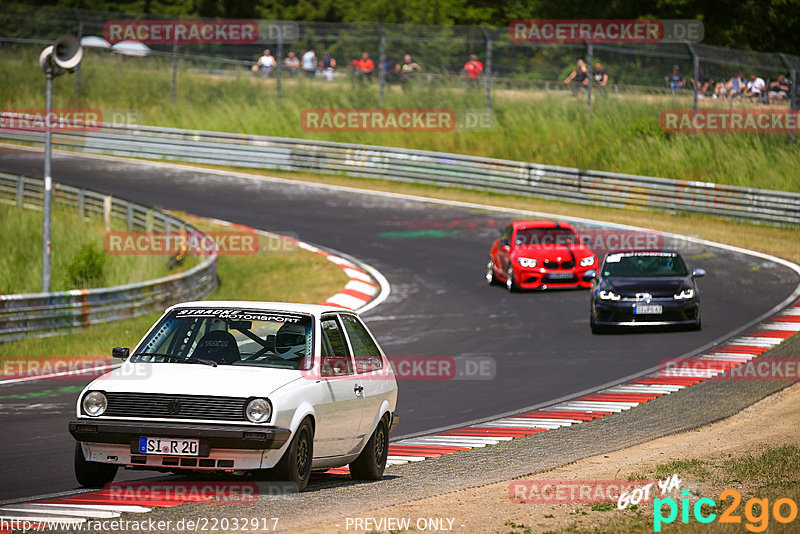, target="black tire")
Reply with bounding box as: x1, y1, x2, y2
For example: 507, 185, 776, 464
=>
74, 442, 118, 487
689, 315, 702, 331
590, 315, 608, 335
506, 267, 519, 292
486, 261, 499, 285
274, 419, 313, 491
350, 416, 389, 481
